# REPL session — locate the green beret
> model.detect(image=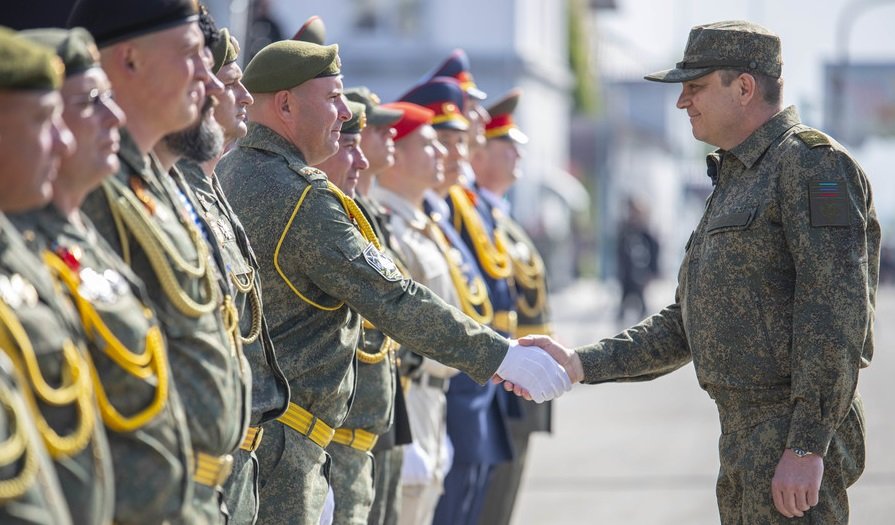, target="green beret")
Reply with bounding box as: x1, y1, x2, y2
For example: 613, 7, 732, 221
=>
292, 16, 326, 45
68, 0, 199, 48
345, 86, 403, 127
211, 28, 238, 74
0, 26, 64, 91
242, 40, 340, 94
20, 27, 100, 78
342, 100, 366, 134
